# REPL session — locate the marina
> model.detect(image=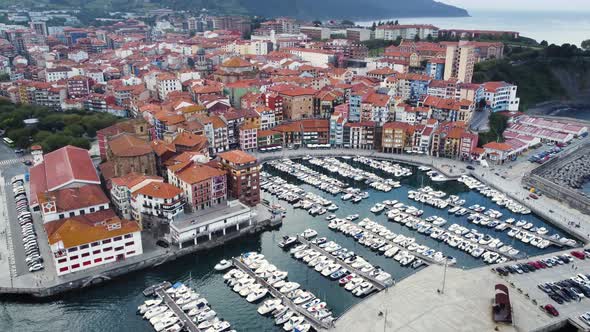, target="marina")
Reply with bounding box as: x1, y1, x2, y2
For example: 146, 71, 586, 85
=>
295, 235, 391, 291
2, 156, 584, 332
230, 255, 332, 331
